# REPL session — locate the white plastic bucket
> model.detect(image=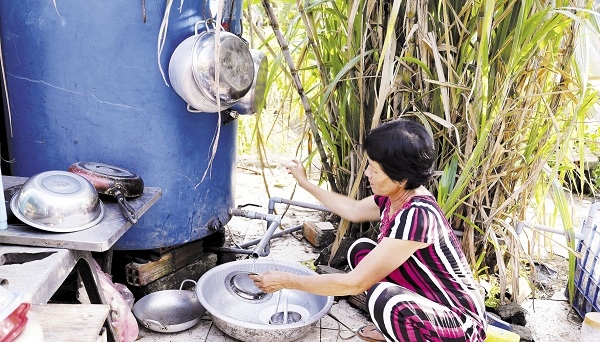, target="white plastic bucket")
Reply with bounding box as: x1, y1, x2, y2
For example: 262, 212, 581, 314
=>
581, 312, 600, 342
